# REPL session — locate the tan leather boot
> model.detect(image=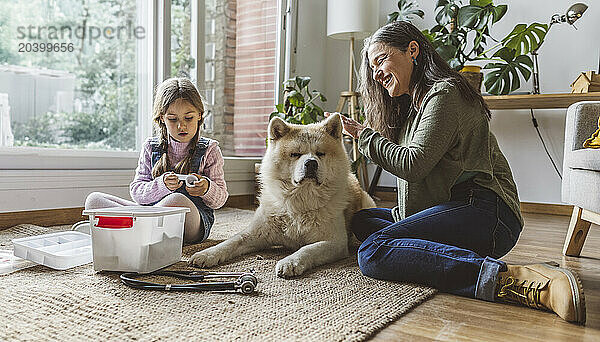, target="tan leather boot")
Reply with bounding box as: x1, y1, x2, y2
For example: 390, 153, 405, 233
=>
496, 262, 586, 324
